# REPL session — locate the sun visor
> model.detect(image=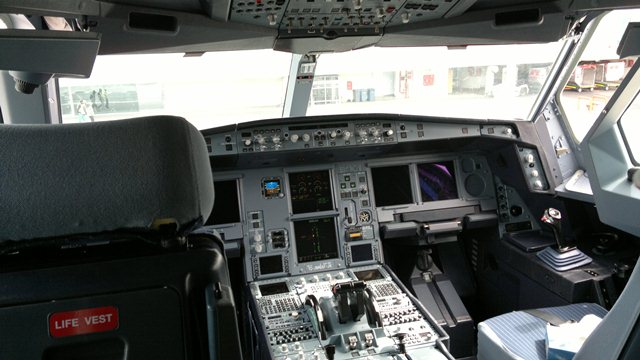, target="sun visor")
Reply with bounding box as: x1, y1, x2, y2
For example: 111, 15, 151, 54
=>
618, 22, 640, 58
0, 28, 100, 77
